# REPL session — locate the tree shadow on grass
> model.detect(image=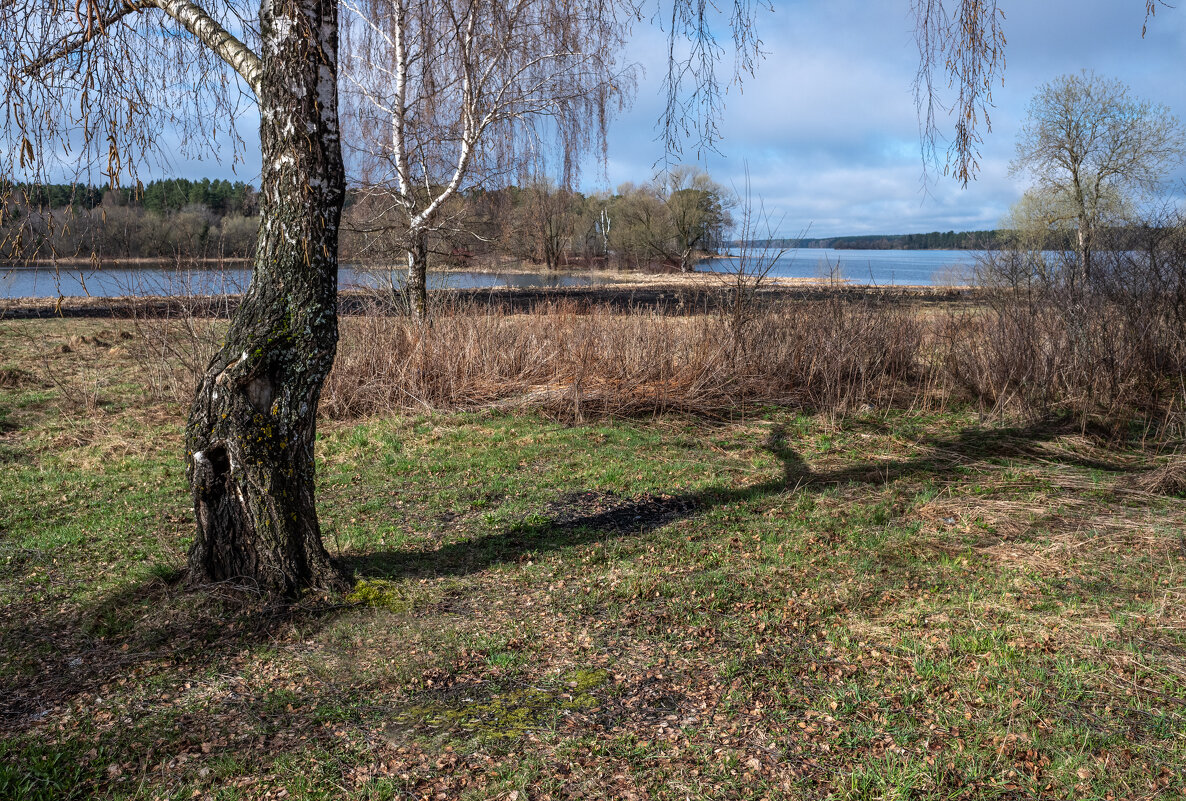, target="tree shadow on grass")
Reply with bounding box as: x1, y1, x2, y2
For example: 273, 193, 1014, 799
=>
0, 571, 348, 730
352, 416, 1134, 583
0, 580, 404, 799
0, 414, 1148, 797
0, 416, 1134, 735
